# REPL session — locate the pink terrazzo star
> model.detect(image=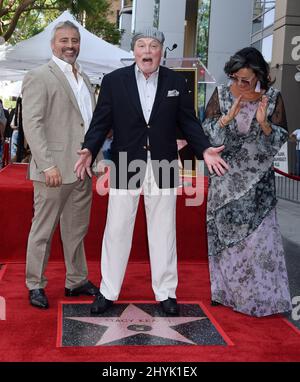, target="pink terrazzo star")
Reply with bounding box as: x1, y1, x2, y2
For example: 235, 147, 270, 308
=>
67, 303, 207, 345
